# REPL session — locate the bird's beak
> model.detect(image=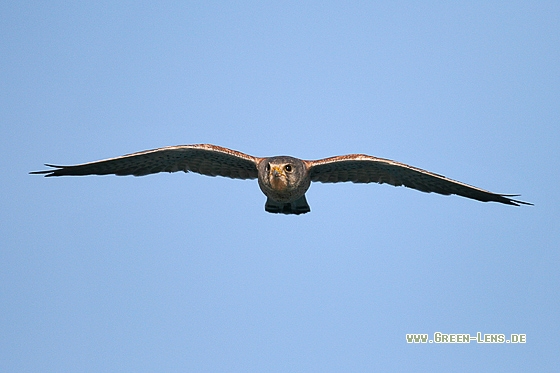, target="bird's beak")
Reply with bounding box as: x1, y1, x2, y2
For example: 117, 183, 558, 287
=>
271, 166, 284, 178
